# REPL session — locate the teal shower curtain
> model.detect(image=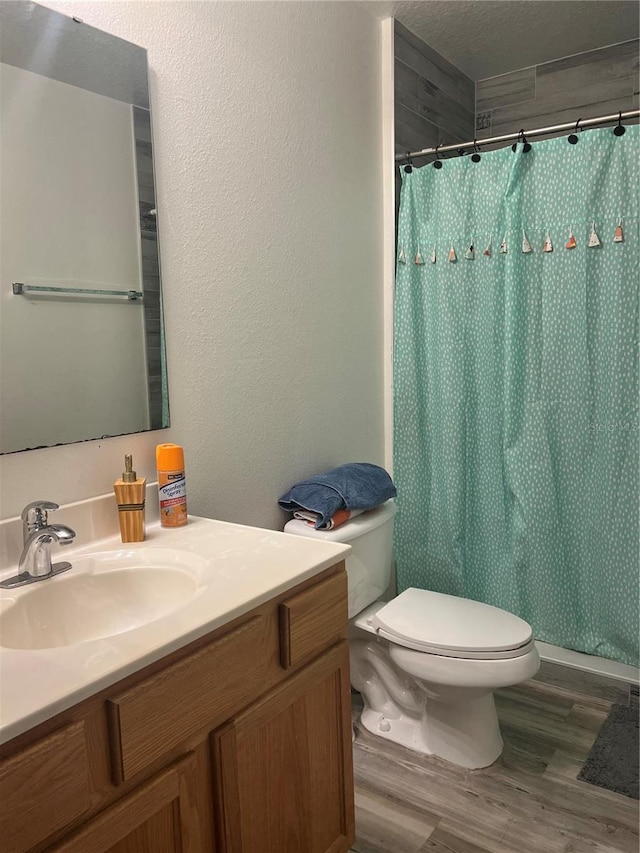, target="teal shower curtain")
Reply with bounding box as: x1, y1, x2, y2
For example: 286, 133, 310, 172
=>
394, 126, 639, 666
